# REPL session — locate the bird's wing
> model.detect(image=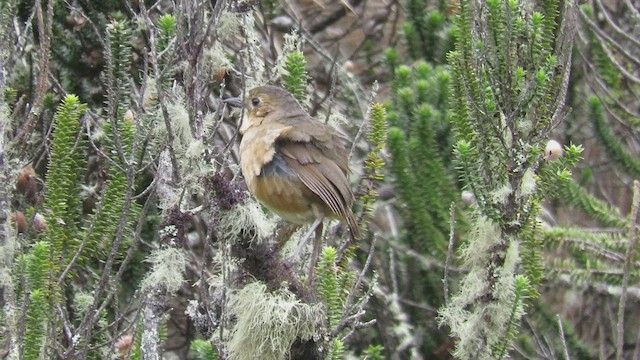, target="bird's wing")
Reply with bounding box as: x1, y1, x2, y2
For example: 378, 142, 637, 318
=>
280, 122, 350, 172
277, 141, 353, 222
